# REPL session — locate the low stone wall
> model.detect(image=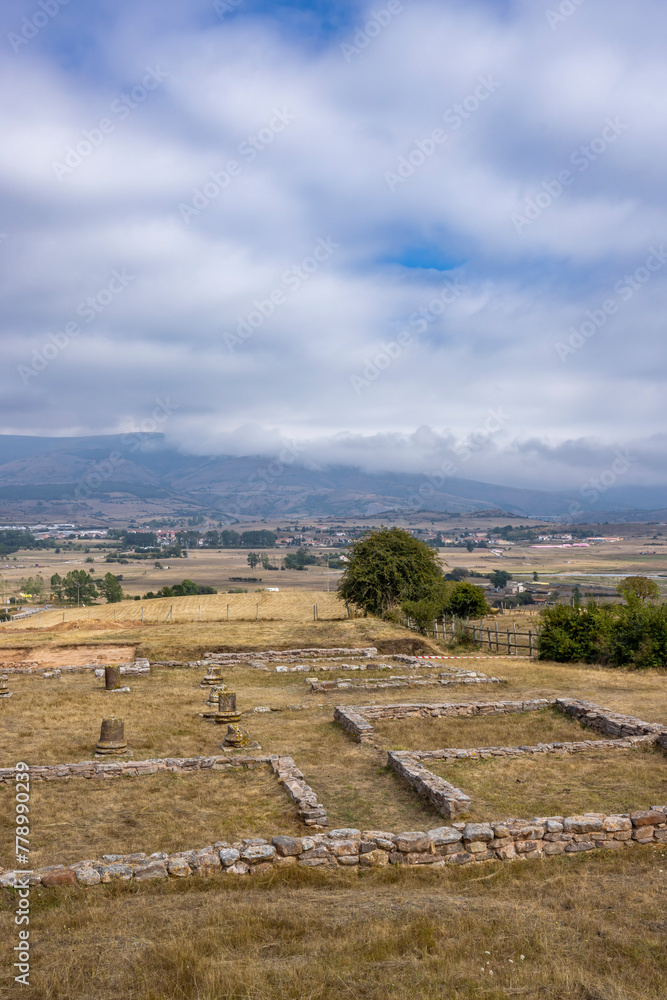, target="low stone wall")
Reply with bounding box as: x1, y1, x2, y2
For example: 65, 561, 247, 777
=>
0, 755, 328, 828
4, 807, 665, 889
204, 647, 378, 663
309, 671, 507, 692
2, 659, 150, 676
334, 699, 552, 743
388, 735, 659, 819
557, 698, 667, 739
